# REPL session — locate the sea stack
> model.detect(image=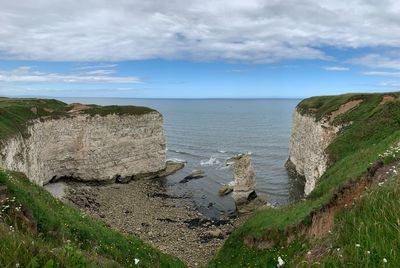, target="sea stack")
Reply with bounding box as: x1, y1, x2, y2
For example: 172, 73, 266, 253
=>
232, 154, 257, 205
